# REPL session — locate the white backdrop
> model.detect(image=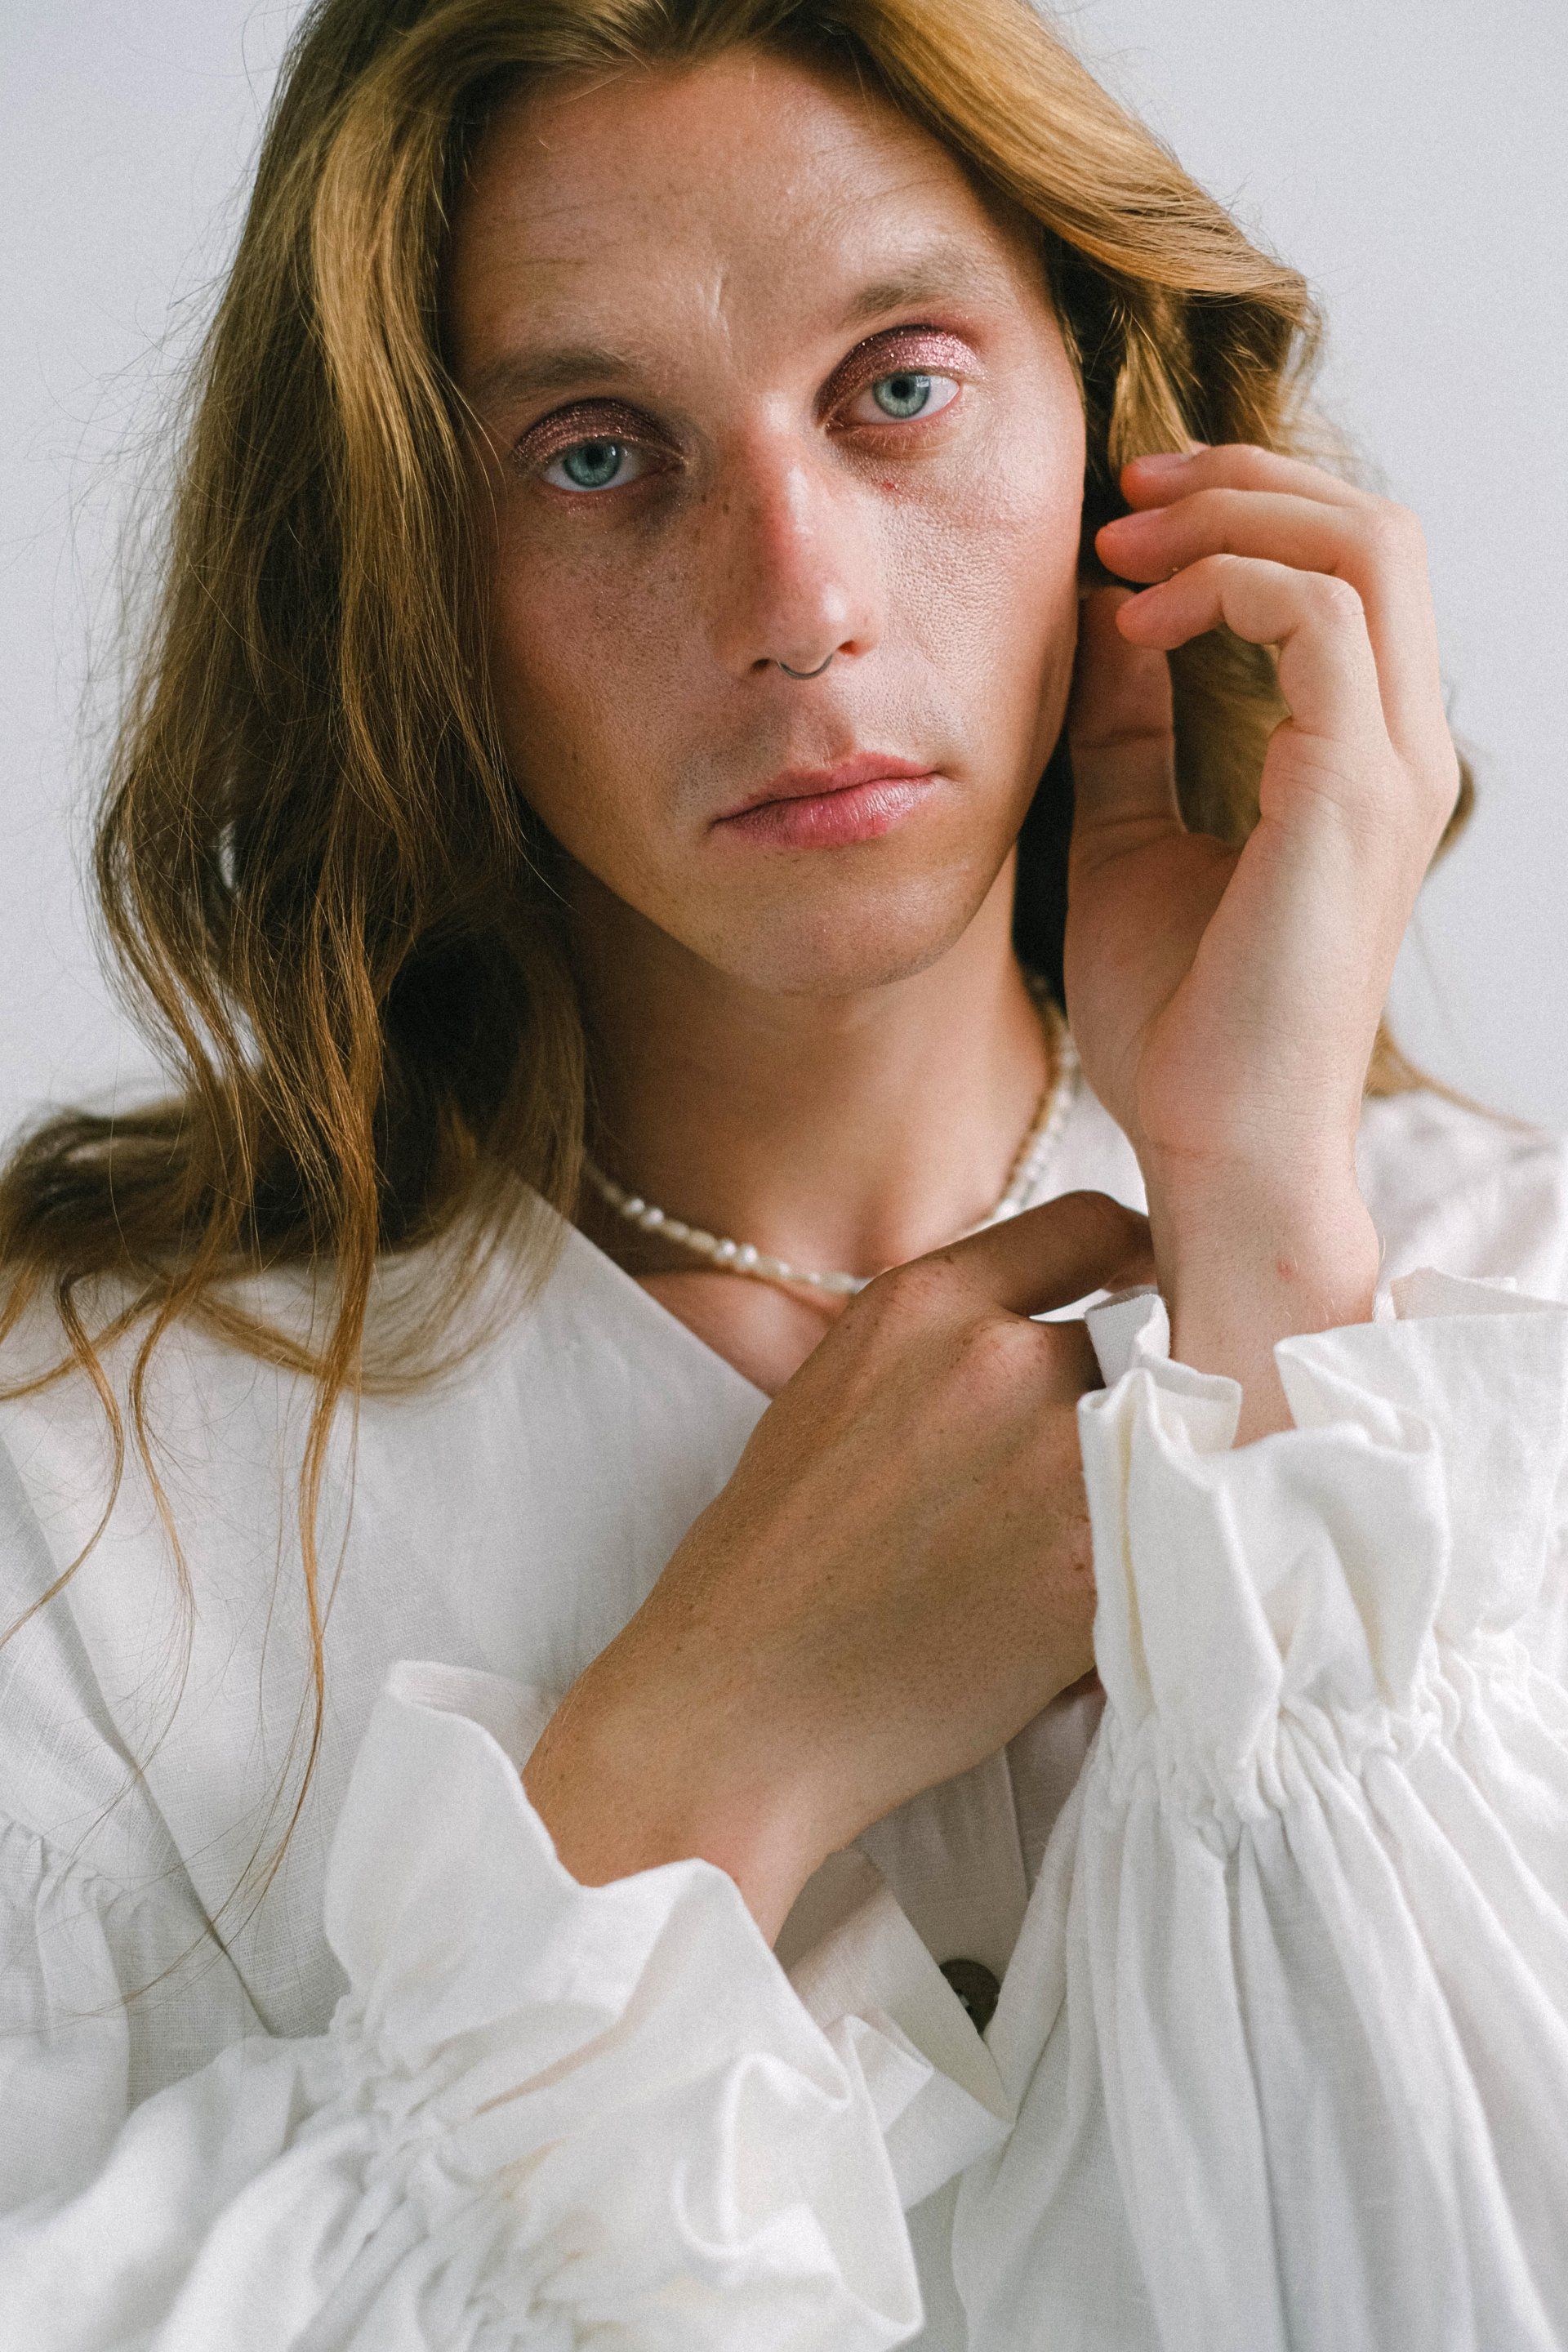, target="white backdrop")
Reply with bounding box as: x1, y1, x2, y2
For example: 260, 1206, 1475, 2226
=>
3, 0, 1565, 1145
